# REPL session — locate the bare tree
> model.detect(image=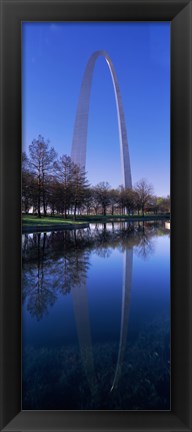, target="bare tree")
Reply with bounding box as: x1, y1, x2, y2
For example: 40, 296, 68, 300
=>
28, 135, 57, 217
124, 188, 136, 215
91, 187, 100, 215
54, 155, 74, 218
118, 186, 137, 215
134, 179, 153, 216
109, 188, 119, 215
82, 188, 94, 215
94, 182, 111, 216
22, 152, 36, 213
71, 164, 89, 219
